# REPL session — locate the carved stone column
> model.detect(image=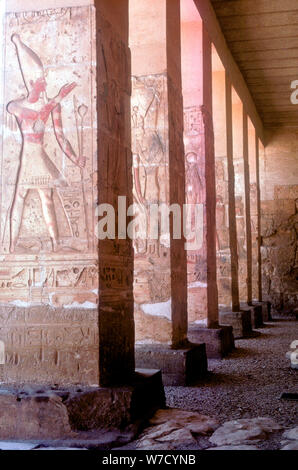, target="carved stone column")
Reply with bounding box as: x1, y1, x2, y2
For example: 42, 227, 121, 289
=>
248, 127, 271, 322
130, 0, 207, 385
217, 77, 253, 339
0, 0, 165, 439
212, 68, 233, 311
232, 94, 262, 330
180, 16, 234, 358
0, 0, 137, 386
0, 1, 99, 386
